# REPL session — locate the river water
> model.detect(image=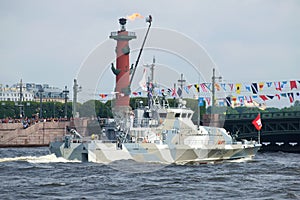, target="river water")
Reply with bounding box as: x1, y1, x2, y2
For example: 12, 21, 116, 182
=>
0, 147, 299, 200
